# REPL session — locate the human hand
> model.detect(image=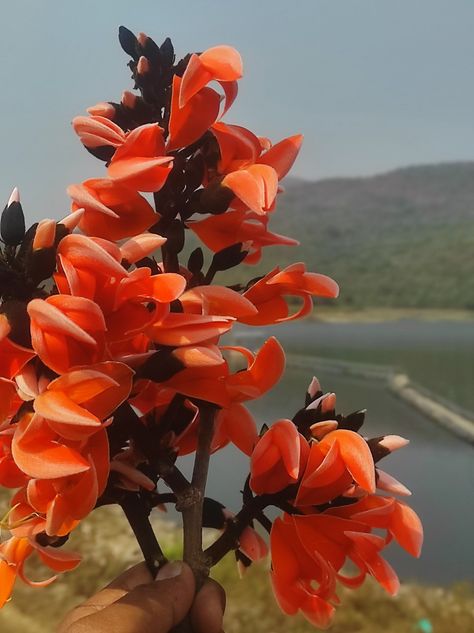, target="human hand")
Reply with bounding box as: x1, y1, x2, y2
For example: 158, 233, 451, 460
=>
58, 561, 225, 633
